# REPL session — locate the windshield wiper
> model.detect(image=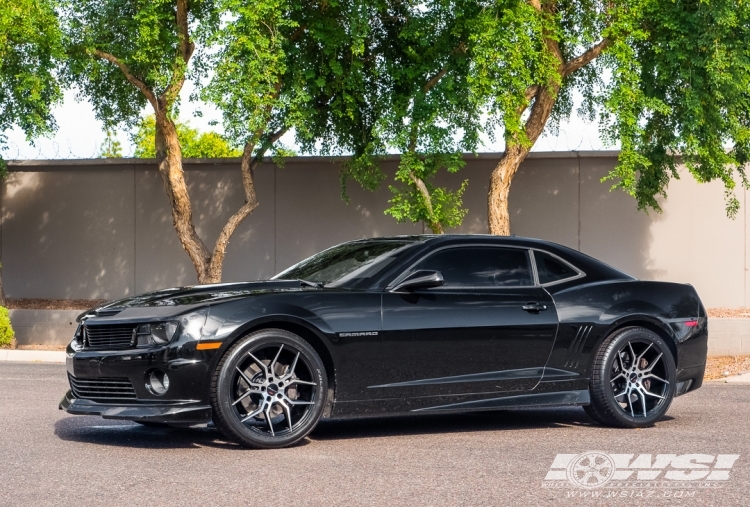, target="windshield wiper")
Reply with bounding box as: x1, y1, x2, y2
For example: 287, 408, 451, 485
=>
299, 279, 324, 289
